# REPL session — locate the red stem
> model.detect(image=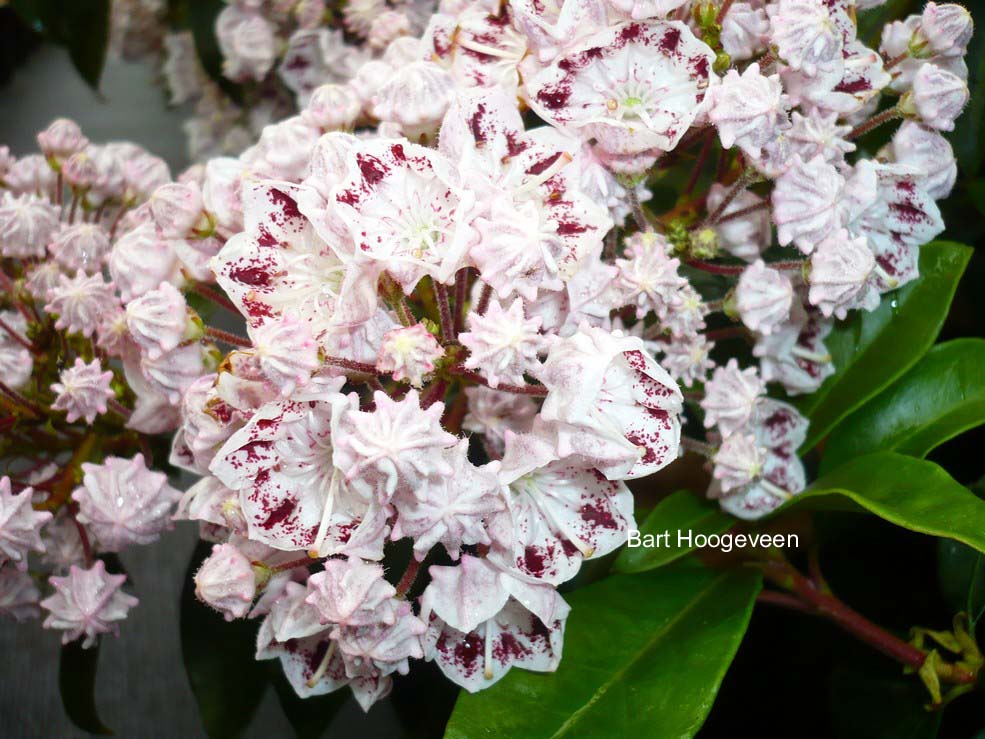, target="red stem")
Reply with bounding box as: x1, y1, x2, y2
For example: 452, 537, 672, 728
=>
205, 326, 251, 348
475, 283, 493, 317
454, 268, 470, 334
324, 356, 380, 375
0, 316, 37, 353
434, 281, 455, 342
847, 107, 900, 140
448, 365, 548, 396
716, 0, 736, 25
684, 130, 716, 198
396, 557, 424, 598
